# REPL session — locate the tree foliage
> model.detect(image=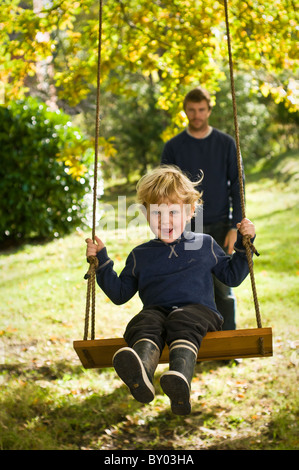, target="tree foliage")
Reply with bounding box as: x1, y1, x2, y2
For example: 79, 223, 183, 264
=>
99, 76, 170, 180
0, 97, 93, 244
1, 0, 298, 118
0, 0, 297, 187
